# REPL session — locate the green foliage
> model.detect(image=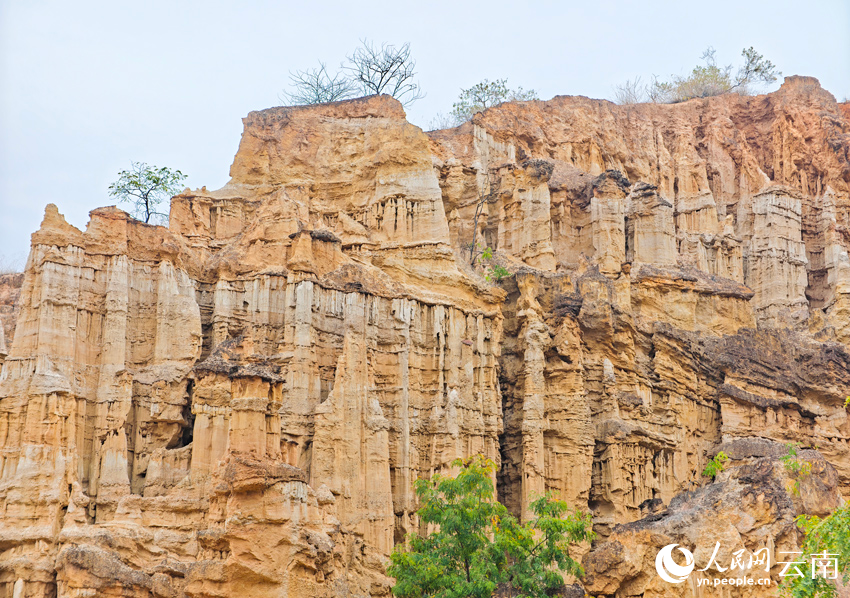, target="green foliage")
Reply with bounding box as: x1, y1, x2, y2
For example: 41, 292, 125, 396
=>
477, 246, 511, 282
485, 264, 512, 282
450, 79, 538, 124
740, 46, 781, 85
615, 46, 780, 104
701, 451, 729, 479
782, 504, 850, 598
388, 456, 504, 598
500, 495, 594, 597
843, 396, 849, 409
108, 162, 186, 225
388, 456, 594, 598
781, 442, 813, 496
